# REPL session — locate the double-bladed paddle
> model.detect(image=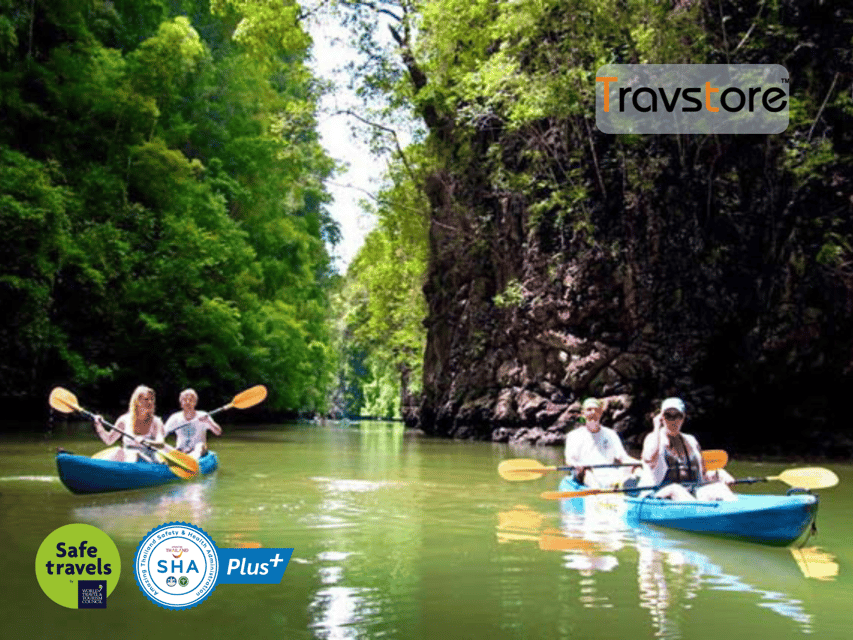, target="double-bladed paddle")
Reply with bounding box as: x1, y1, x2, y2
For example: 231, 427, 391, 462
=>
499, 450, 729, 482
49, 387, 199, 478
540, 465, 839, 500
169, 385, 268, 433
